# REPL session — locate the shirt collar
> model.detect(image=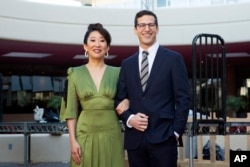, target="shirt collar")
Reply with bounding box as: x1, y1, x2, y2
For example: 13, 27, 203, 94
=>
139, 42, 159, 56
